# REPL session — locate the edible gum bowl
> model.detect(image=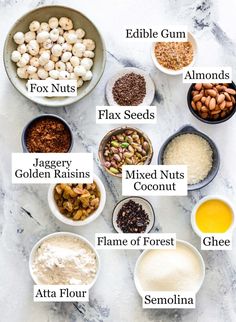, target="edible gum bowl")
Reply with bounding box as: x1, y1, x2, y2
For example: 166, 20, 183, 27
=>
29, 231, 100, 288
48, 174, 106, 226
21, 114, 73, 153
187, 82, 236, 124
98, 126, 153, 178
191, 195, 236, 237
112, 197, 155, 233
157, 125, 220, 191
3, 5, 106, 107
151, 32, 198, 76
134, 239, 205, 296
